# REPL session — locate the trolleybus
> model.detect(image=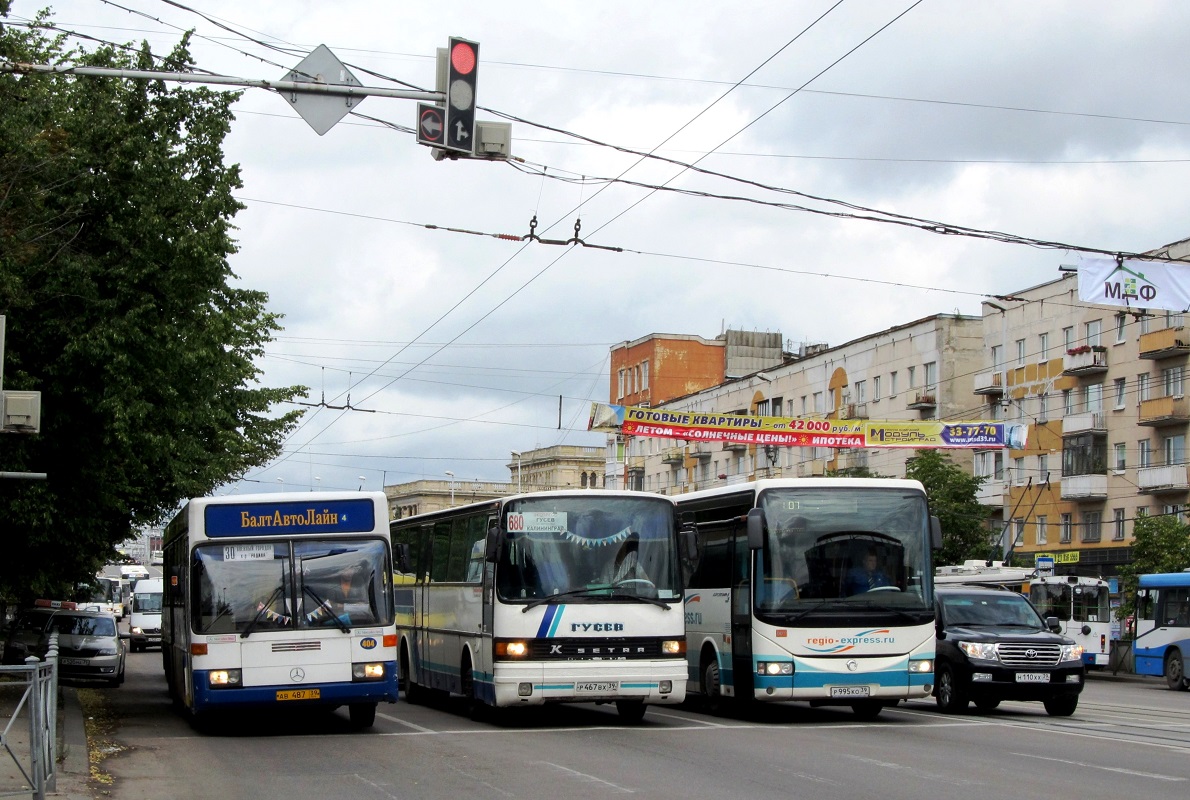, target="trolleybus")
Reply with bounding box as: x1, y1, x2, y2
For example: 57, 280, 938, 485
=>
391, 489, 693, 721
677, 478, 941, 719
1133, 571, 1190, 690
161, 491, 398, 727
933, 560, 1034, 593
1027, 574, 1113, 669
